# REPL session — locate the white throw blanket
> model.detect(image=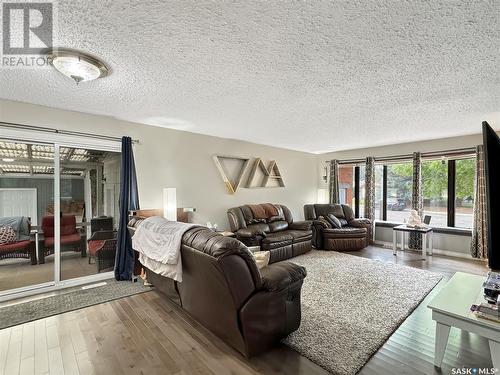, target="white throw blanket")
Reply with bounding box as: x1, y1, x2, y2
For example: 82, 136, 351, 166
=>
132, 216, 196, 282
